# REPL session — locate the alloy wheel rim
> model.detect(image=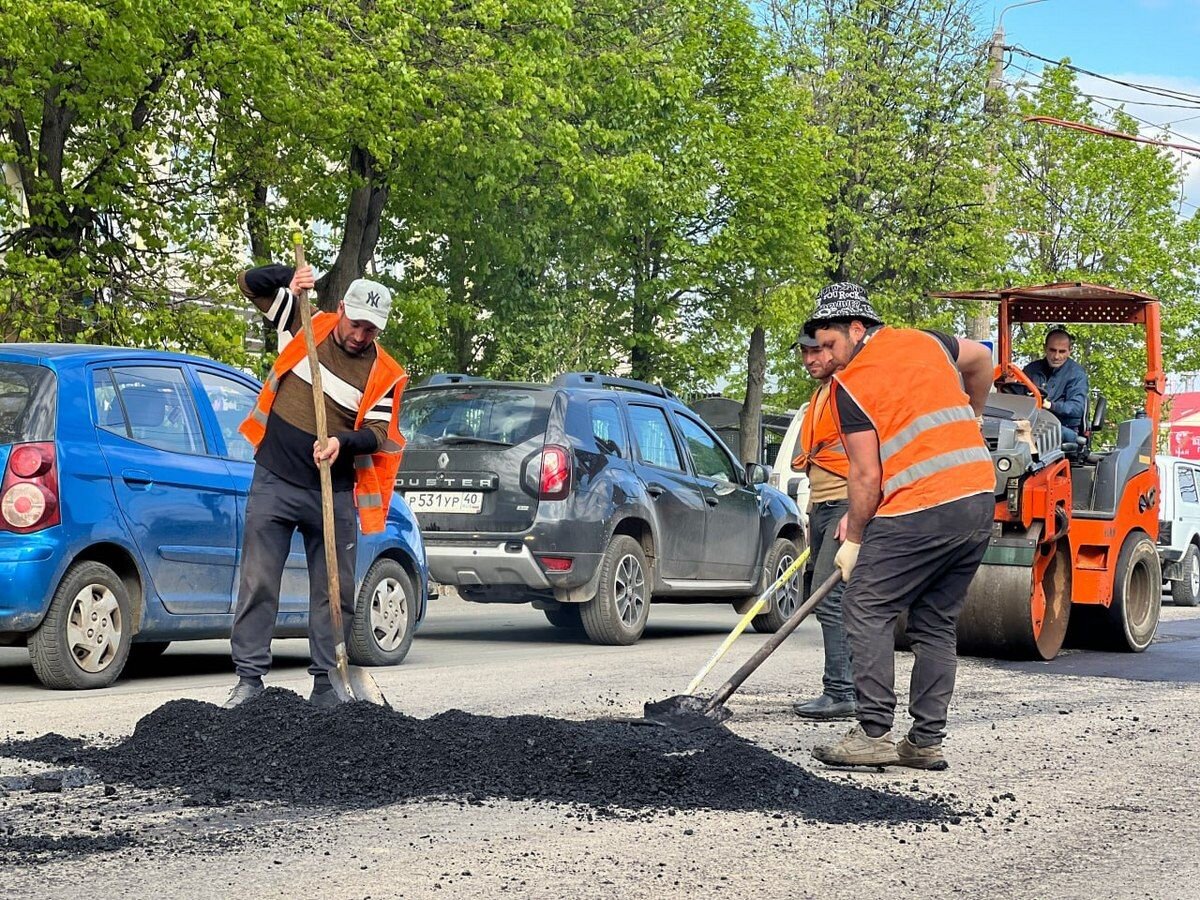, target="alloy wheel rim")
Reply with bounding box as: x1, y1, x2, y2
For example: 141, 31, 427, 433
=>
370, 576, 409, 651
67, 584, 122, 673
775, 552, 801, 618
614, 554, 646, 627
1190, 551, 1199, 596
